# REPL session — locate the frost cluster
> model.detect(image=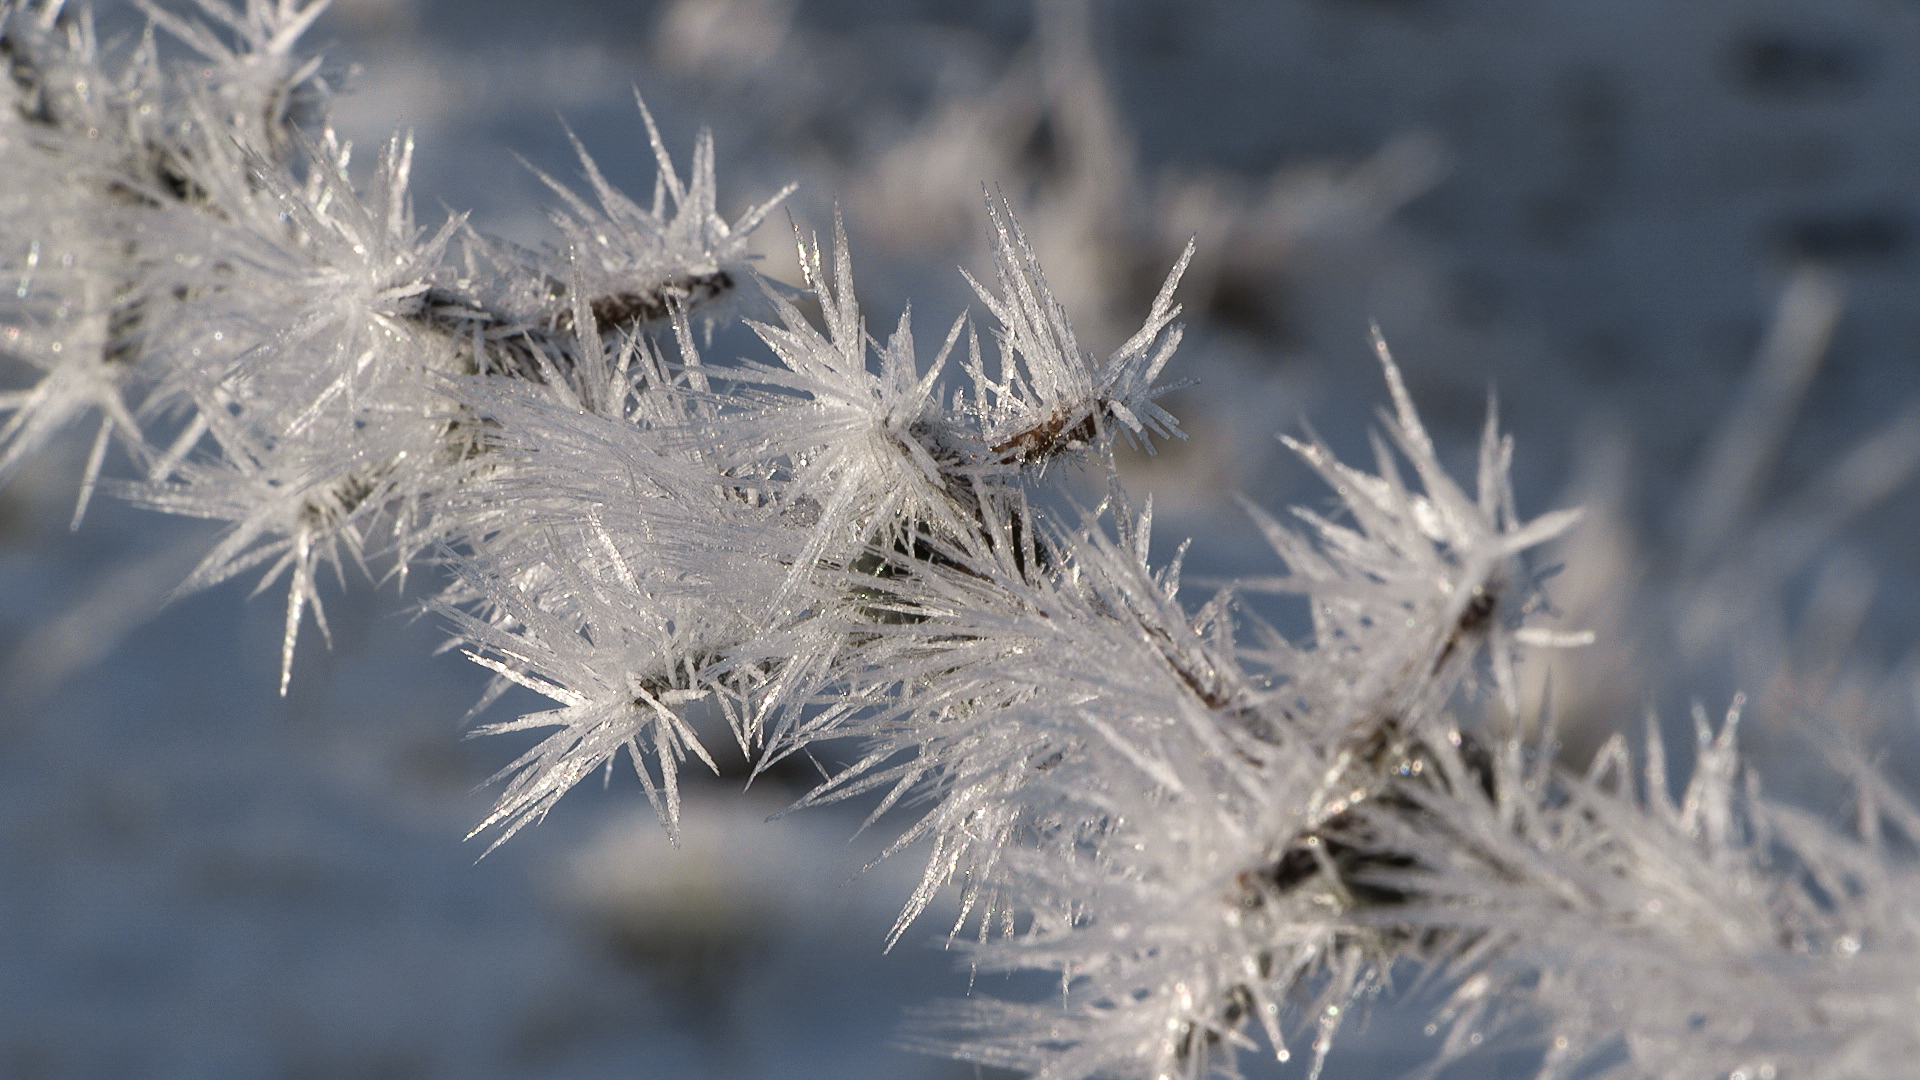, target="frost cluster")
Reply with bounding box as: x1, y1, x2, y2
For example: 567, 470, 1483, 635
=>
3, 3, 1914, 1078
